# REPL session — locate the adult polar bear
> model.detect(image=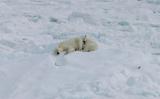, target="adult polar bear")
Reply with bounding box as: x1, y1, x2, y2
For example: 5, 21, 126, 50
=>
55, 35, 98, 55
